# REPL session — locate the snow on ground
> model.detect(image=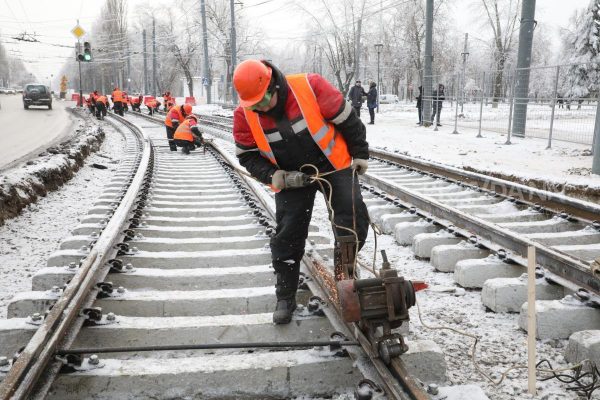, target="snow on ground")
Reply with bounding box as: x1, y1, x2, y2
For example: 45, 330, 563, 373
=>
308, 196, 579, 400
0, 123, 125, 318
362, 103, 600, 191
